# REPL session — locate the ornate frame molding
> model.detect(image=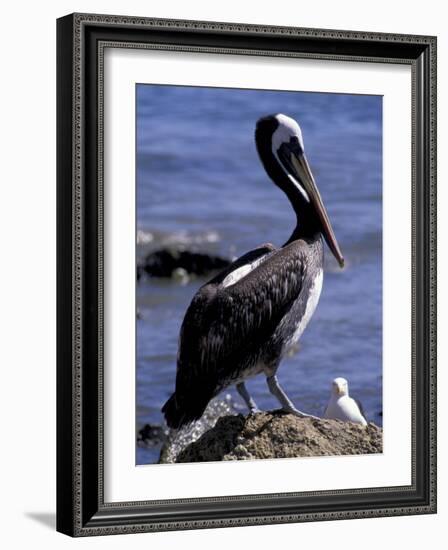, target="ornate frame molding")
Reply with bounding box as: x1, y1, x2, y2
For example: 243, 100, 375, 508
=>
57, 13, 437, 537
